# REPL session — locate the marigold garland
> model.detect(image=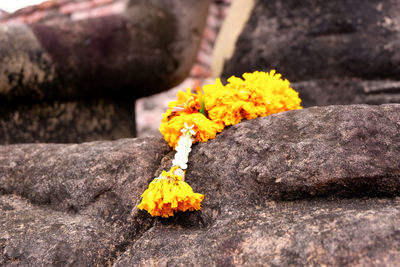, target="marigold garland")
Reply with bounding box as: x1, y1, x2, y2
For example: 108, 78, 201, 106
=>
160, 70, 302, 148
203, 70, 302, 126
137, 70, 302, 218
